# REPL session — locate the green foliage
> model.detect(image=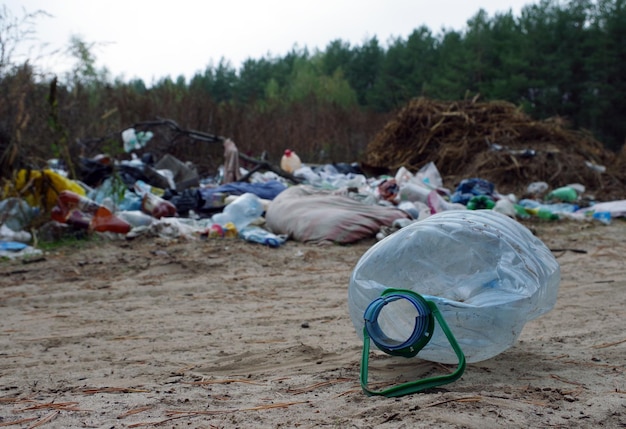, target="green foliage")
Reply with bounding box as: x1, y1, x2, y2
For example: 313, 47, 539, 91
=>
280, 56, 357, 107
368, 26, 438, 110
35, 231, 99, 251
